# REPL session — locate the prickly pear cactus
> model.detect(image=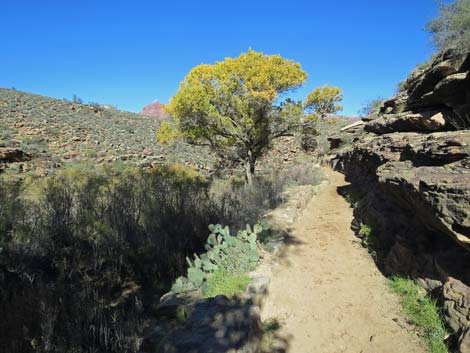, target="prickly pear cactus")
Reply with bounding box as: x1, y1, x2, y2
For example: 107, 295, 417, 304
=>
171, 222, 265, 294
